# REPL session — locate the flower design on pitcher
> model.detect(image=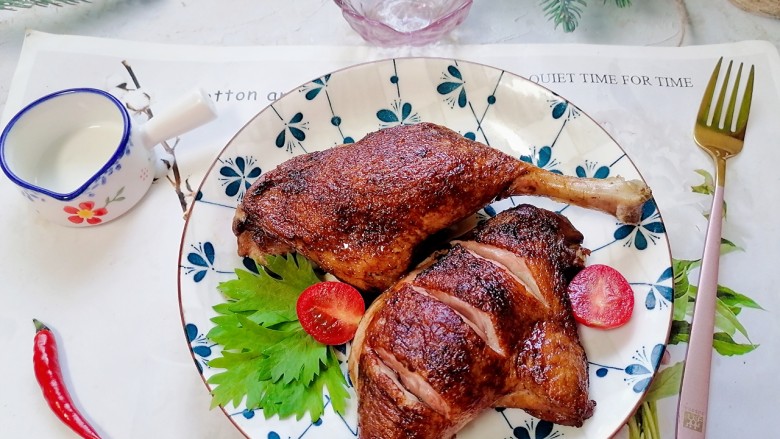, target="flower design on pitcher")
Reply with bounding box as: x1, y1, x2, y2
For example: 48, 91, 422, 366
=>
62, 187, 126, 225
64, 201, 108, 225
